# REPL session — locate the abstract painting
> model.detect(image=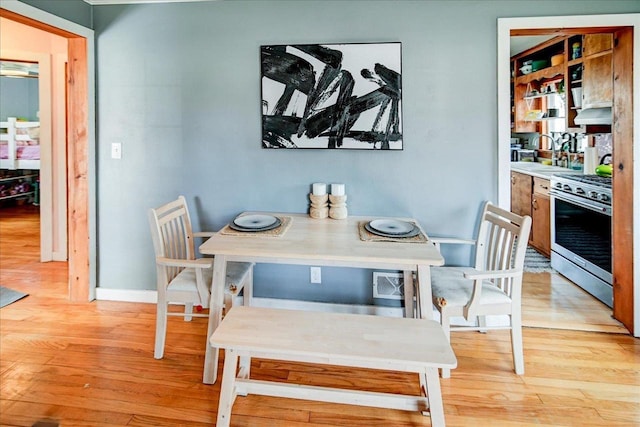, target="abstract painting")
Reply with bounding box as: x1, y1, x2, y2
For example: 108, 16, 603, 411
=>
261, 42, 402, 150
